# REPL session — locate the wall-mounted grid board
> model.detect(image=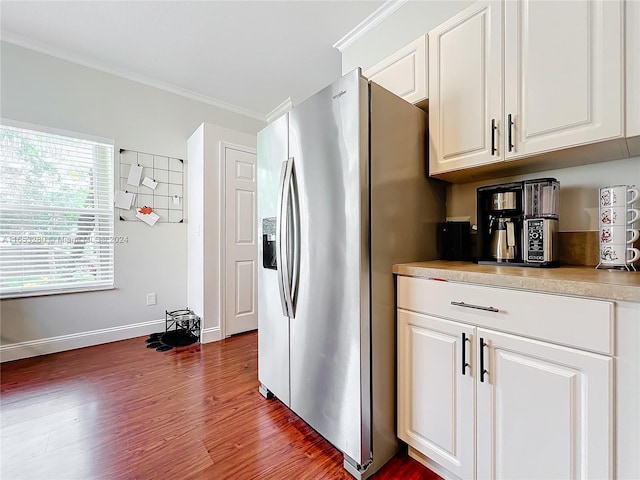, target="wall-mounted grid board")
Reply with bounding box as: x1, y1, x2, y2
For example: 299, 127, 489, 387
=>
118, 149, 184, 223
